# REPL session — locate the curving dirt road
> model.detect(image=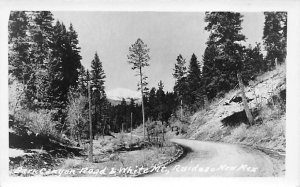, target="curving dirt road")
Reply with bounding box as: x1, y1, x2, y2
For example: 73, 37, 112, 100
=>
148, 139, 277, 177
